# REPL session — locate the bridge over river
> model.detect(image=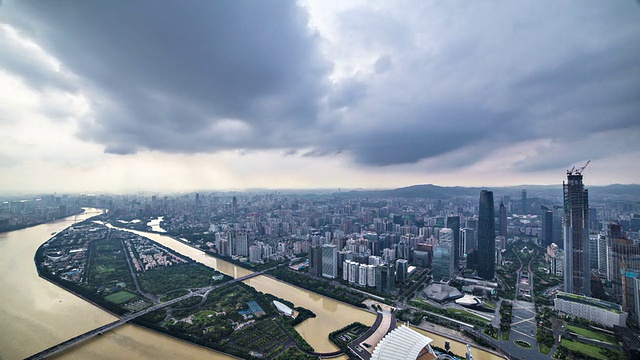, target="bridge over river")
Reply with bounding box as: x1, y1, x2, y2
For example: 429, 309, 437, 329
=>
26, 267, 276, 359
